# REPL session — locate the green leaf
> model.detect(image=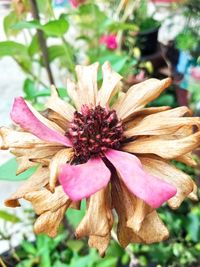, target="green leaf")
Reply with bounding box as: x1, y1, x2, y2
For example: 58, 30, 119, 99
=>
3, 11, 20, 37
66, 201, 86, 228
67, 240, 84, 253
47, 45, 66, 62
107, 22, 138, 32
23, 79, 50, 100
0, 41, 28, 58
0, 210, 21, 223
12, 20, 41, 30
23, 78, 37, 100
95, 257, 118, 267
21, 241, 37, 255
42, 18, 69, 37
28, 35, 40, 57
0, 158, 37, 181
